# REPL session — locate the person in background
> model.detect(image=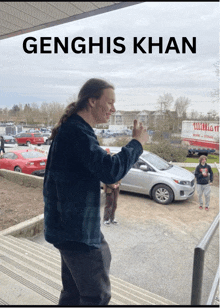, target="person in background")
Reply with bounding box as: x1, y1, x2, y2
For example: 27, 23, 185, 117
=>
43, 78, 148, 306
195, 155, 213, 211
103, 148, 121, 226
0, 136, 5, 156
